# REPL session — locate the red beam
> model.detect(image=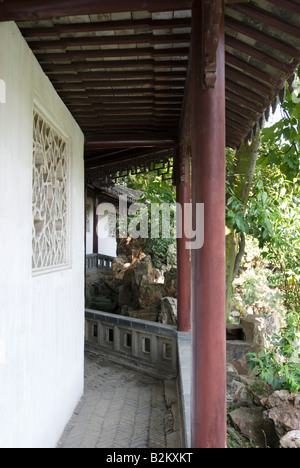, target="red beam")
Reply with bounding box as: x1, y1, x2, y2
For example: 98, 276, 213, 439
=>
0, 0, 192, 22
225, 77, 269, 107
225, 52, 283, 88
35, 47, 190, 62
42, 59, 188, 72
226, 16, 300, 60
226, 35, 293, 74
85, 136, 178, 150
69, 103, 182, 111
49, 71, 187, 82
225, 89, 264, 114
226, 64, 273, 98
63, 96, 184, 104
231, 3, 300, 38
226, 99, 259, 120
58, 89, 184, 97
54, 79, 185, 90
267, 0, 300, 15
